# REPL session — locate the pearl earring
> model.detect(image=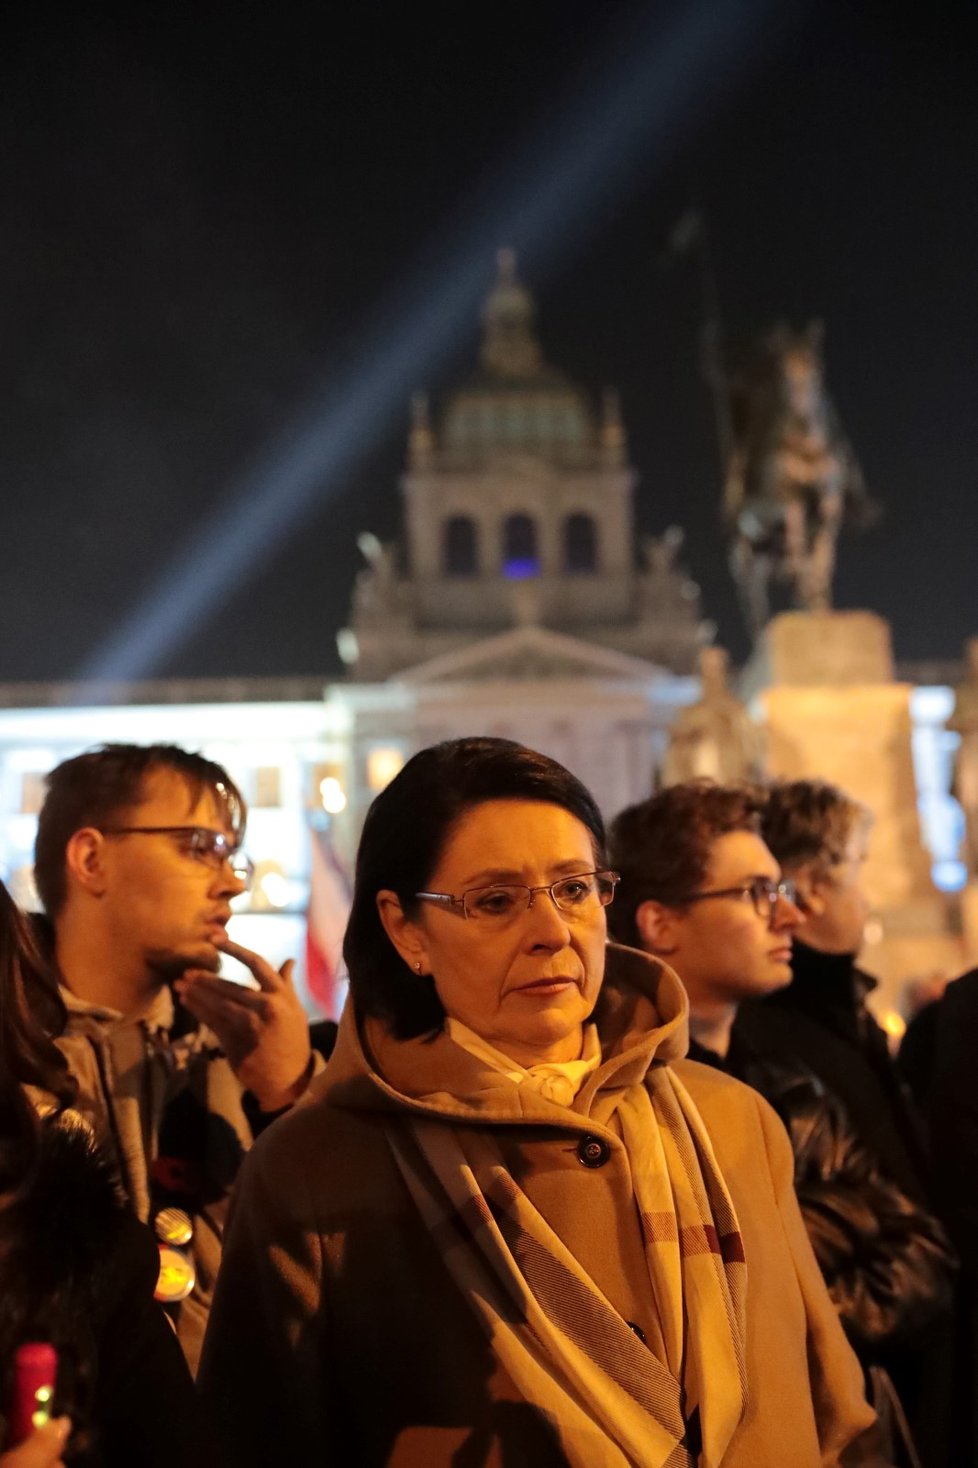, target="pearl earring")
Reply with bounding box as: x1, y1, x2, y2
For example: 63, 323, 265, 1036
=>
413, 960, 422, 973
